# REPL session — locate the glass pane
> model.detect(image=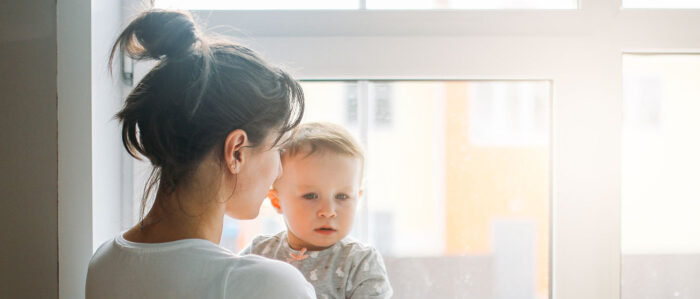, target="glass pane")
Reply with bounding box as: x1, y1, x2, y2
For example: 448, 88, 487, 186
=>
622, 54, 700, 299
365, 81, 550, 299
367, 0, 576, 9
154, 0, 358, 10
623, 0, 700, 9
